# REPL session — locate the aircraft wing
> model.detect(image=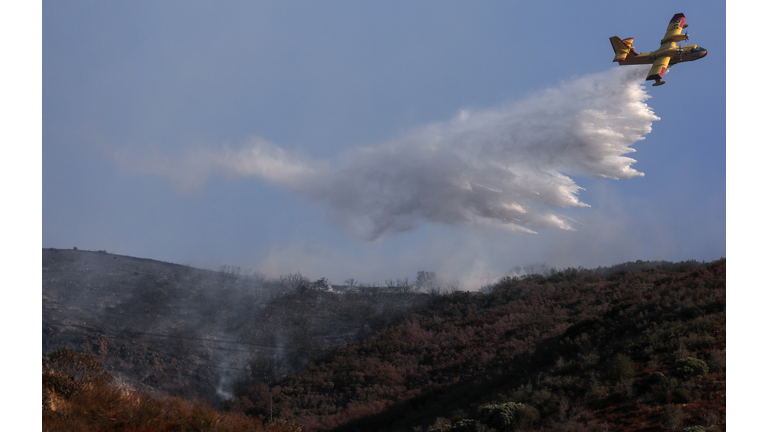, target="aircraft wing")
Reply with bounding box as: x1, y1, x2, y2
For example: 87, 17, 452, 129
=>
661, 13, 687, 44
646, 55, 671, 82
